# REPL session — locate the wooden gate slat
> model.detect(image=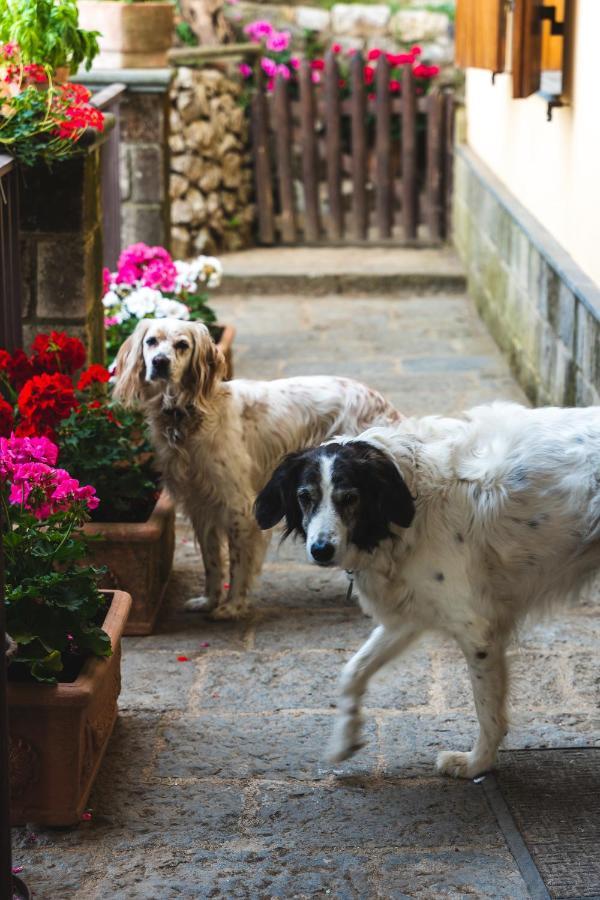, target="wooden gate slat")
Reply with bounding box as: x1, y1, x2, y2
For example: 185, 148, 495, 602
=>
443, 91, 455, 241
426, 88, 444, 242
251, 68, 275, 245
274, 73, 297, 244
401, 64, 419, 241
350, 52, 368, 241
299, 59, 321, 242
324, 50, 344, 240
375, 55, 392, 238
